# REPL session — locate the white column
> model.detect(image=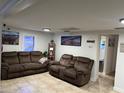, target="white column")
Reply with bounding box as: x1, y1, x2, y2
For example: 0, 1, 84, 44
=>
114, 32, 124, 93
